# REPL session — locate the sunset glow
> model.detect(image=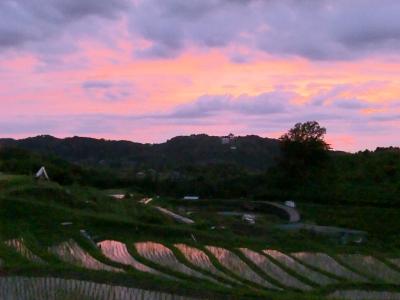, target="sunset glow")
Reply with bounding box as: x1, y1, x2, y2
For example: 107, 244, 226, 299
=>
1, 0, 400, 151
